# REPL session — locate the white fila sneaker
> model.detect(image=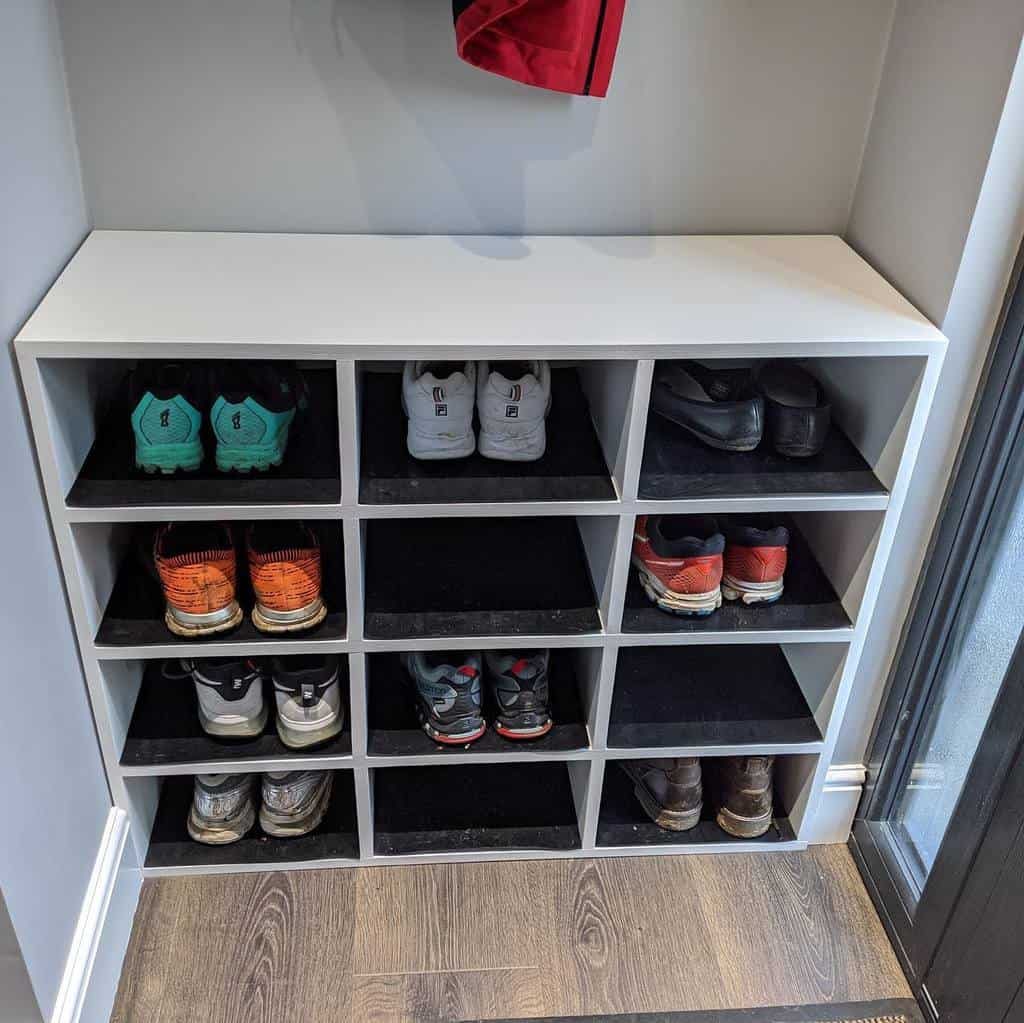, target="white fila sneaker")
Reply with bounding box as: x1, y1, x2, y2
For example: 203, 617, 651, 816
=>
476, 361, 551, 461
401, 361, 476, 460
